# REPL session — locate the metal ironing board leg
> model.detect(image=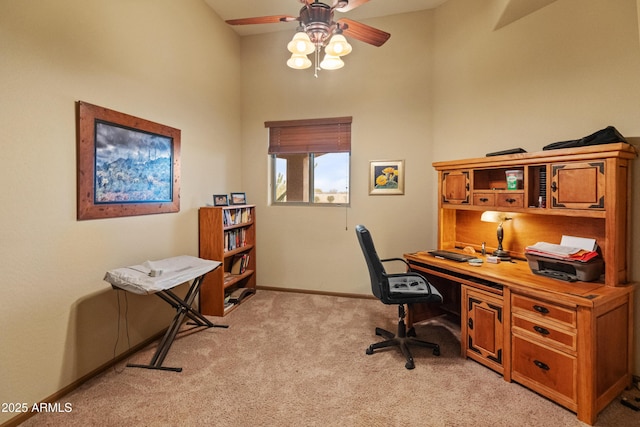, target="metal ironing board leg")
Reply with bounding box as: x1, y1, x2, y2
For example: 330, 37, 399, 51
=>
127, 270, 228, 372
